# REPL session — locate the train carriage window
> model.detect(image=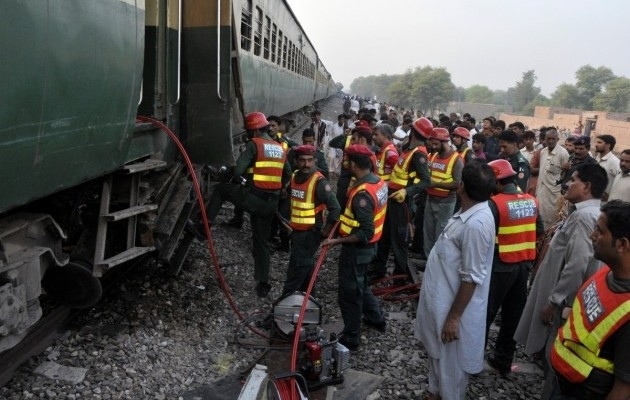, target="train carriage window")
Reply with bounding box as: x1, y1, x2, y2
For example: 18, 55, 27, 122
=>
282, 37, 287, 68
264, 17, 271, 60
289, 41, 294, 72
278, 31, 283, 66
241, 0, 252, 51
271, 24, 277, 63
253, 7, 262, 56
